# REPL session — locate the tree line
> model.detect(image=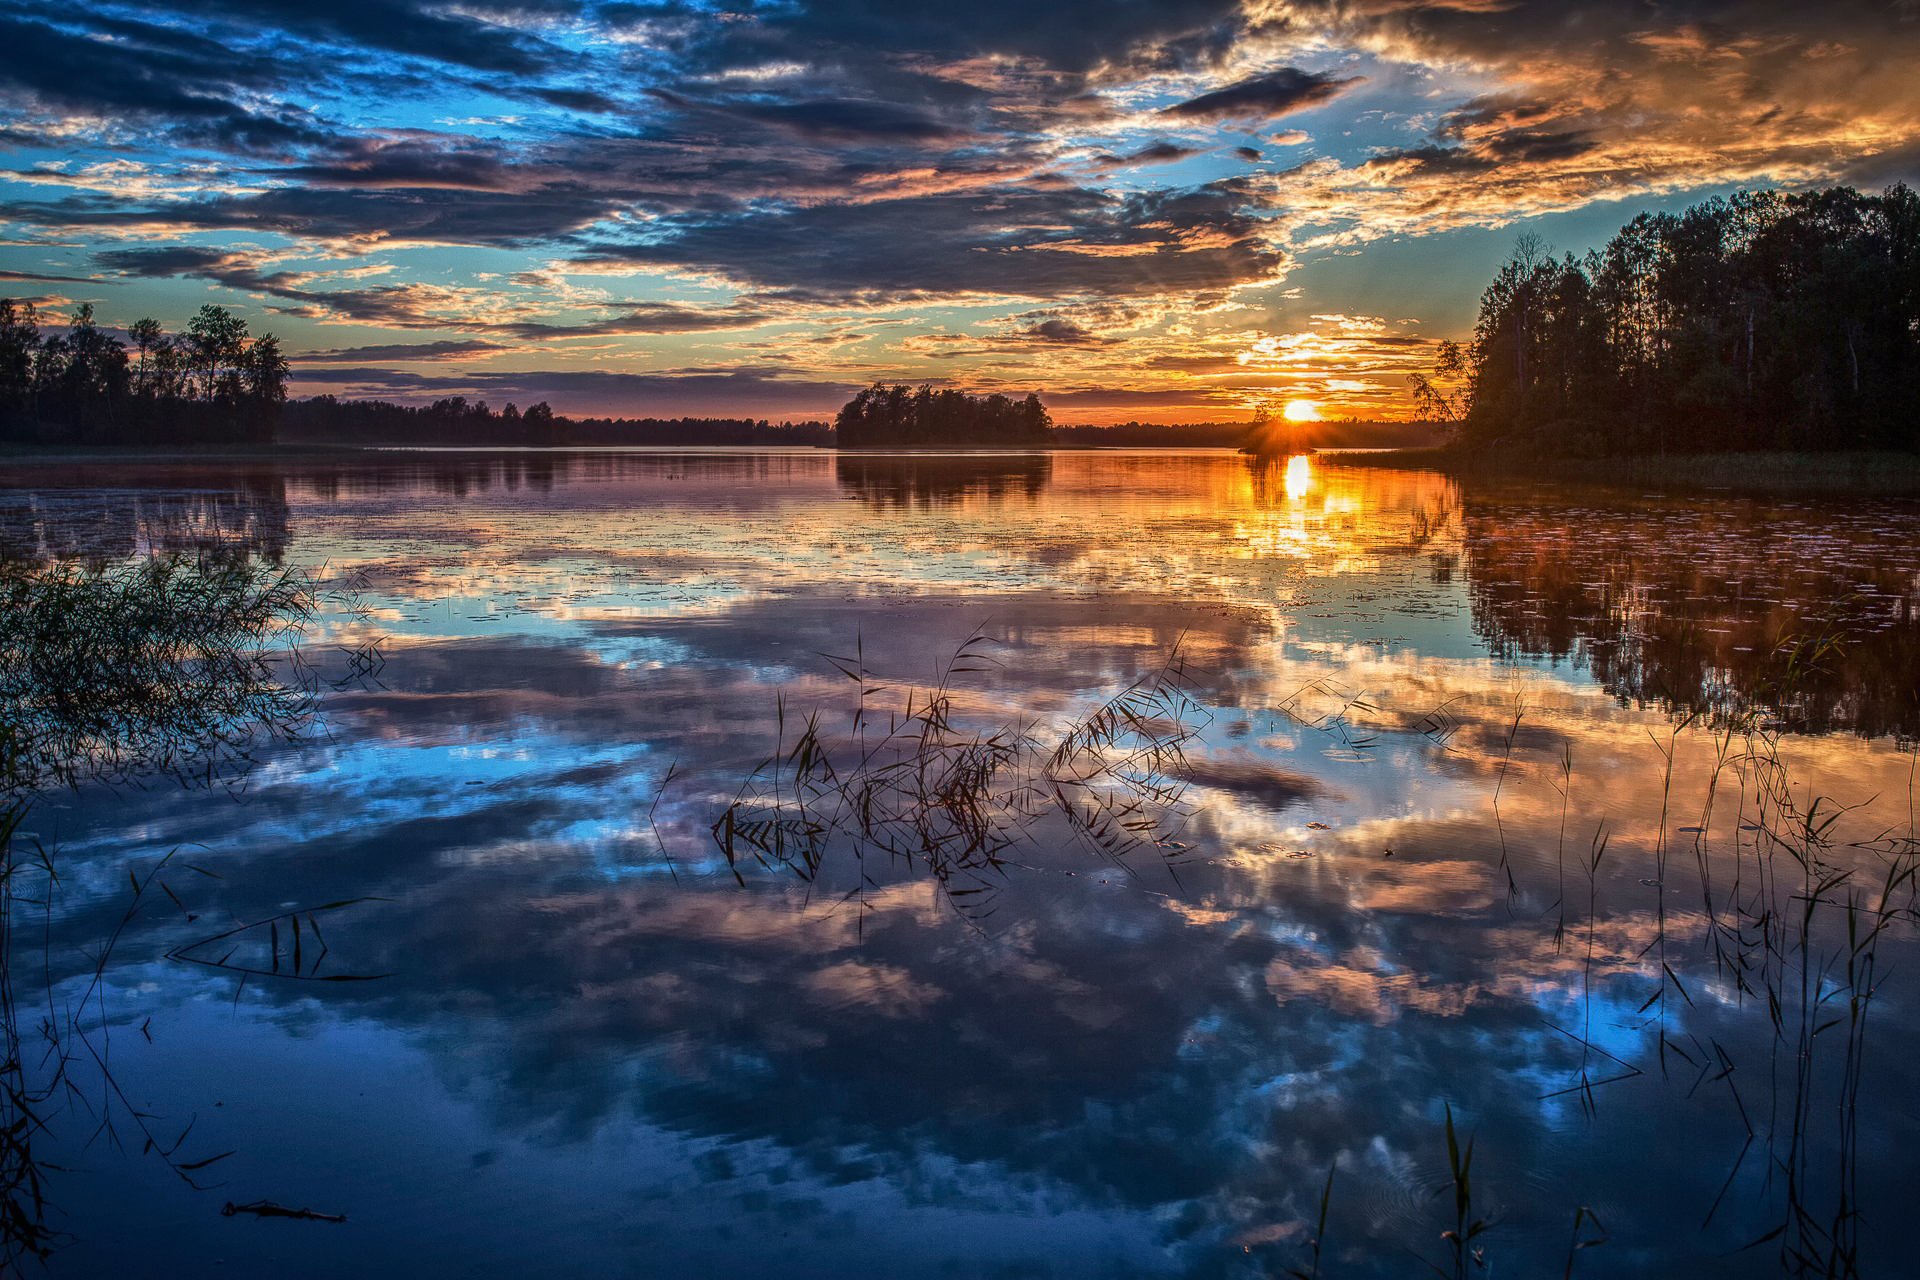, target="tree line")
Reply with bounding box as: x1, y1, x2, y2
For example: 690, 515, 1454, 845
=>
0, 302, 289, 445
1419, 184, 1920, 454
835, 383, 1051, 447
280, 396, 832, 446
